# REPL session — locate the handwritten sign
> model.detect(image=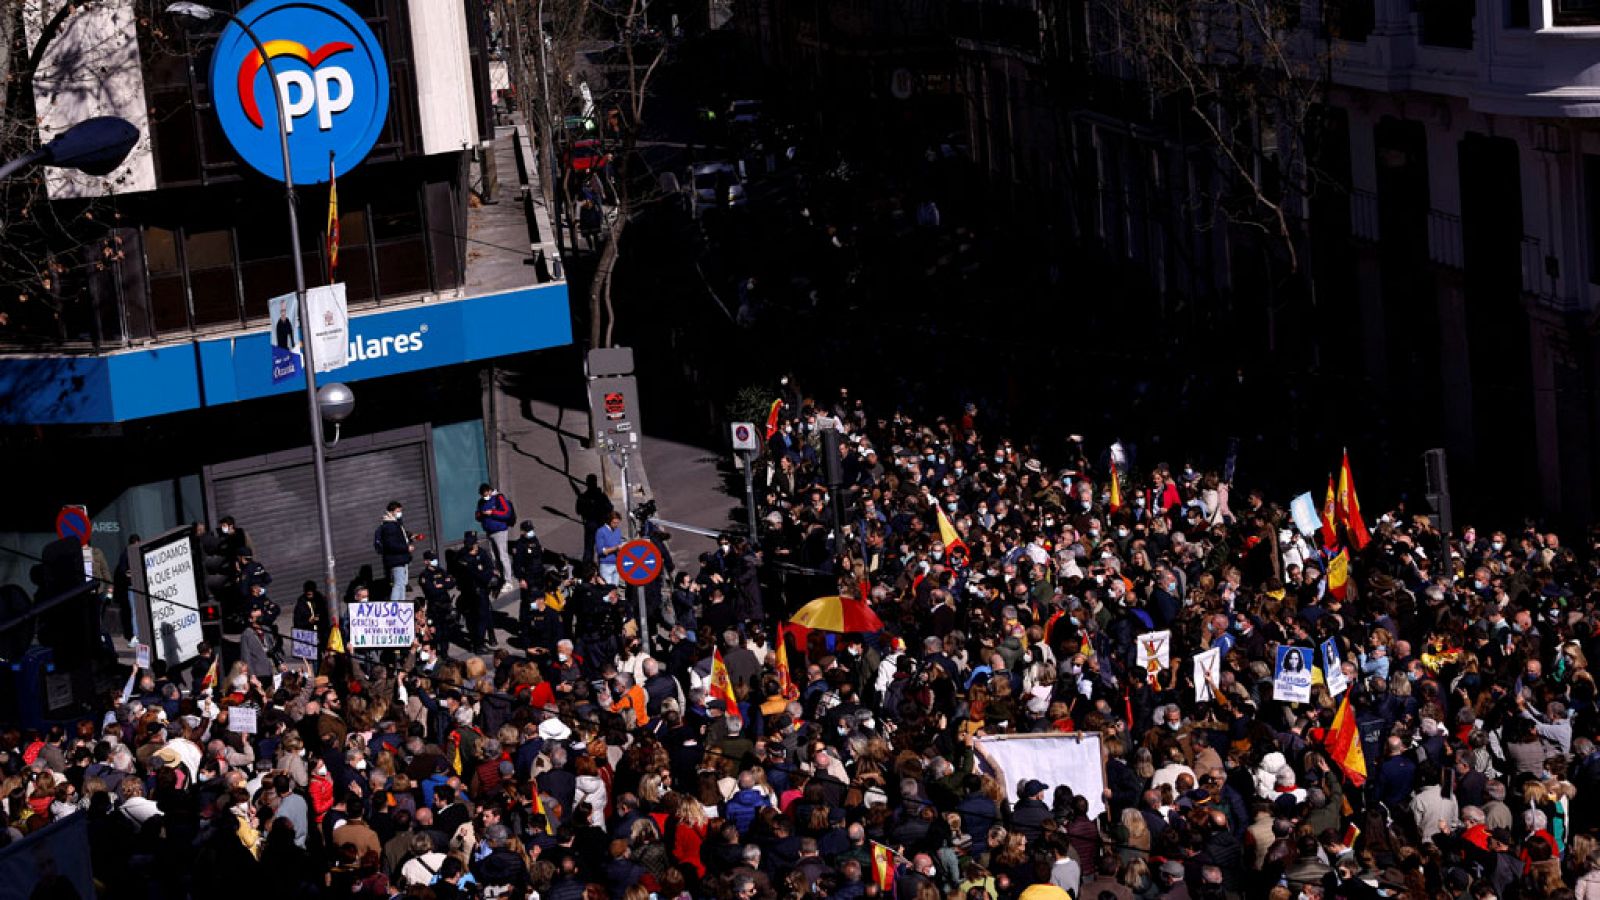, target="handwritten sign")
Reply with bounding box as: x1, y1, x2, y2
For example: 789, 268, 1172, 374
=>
135, 643, 151, 669
228, 706, 258, 734
1136, 630, 1171, 681
291, 628, 318, 660
349, 601, 415, 649
1194, 648, 1220, 702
